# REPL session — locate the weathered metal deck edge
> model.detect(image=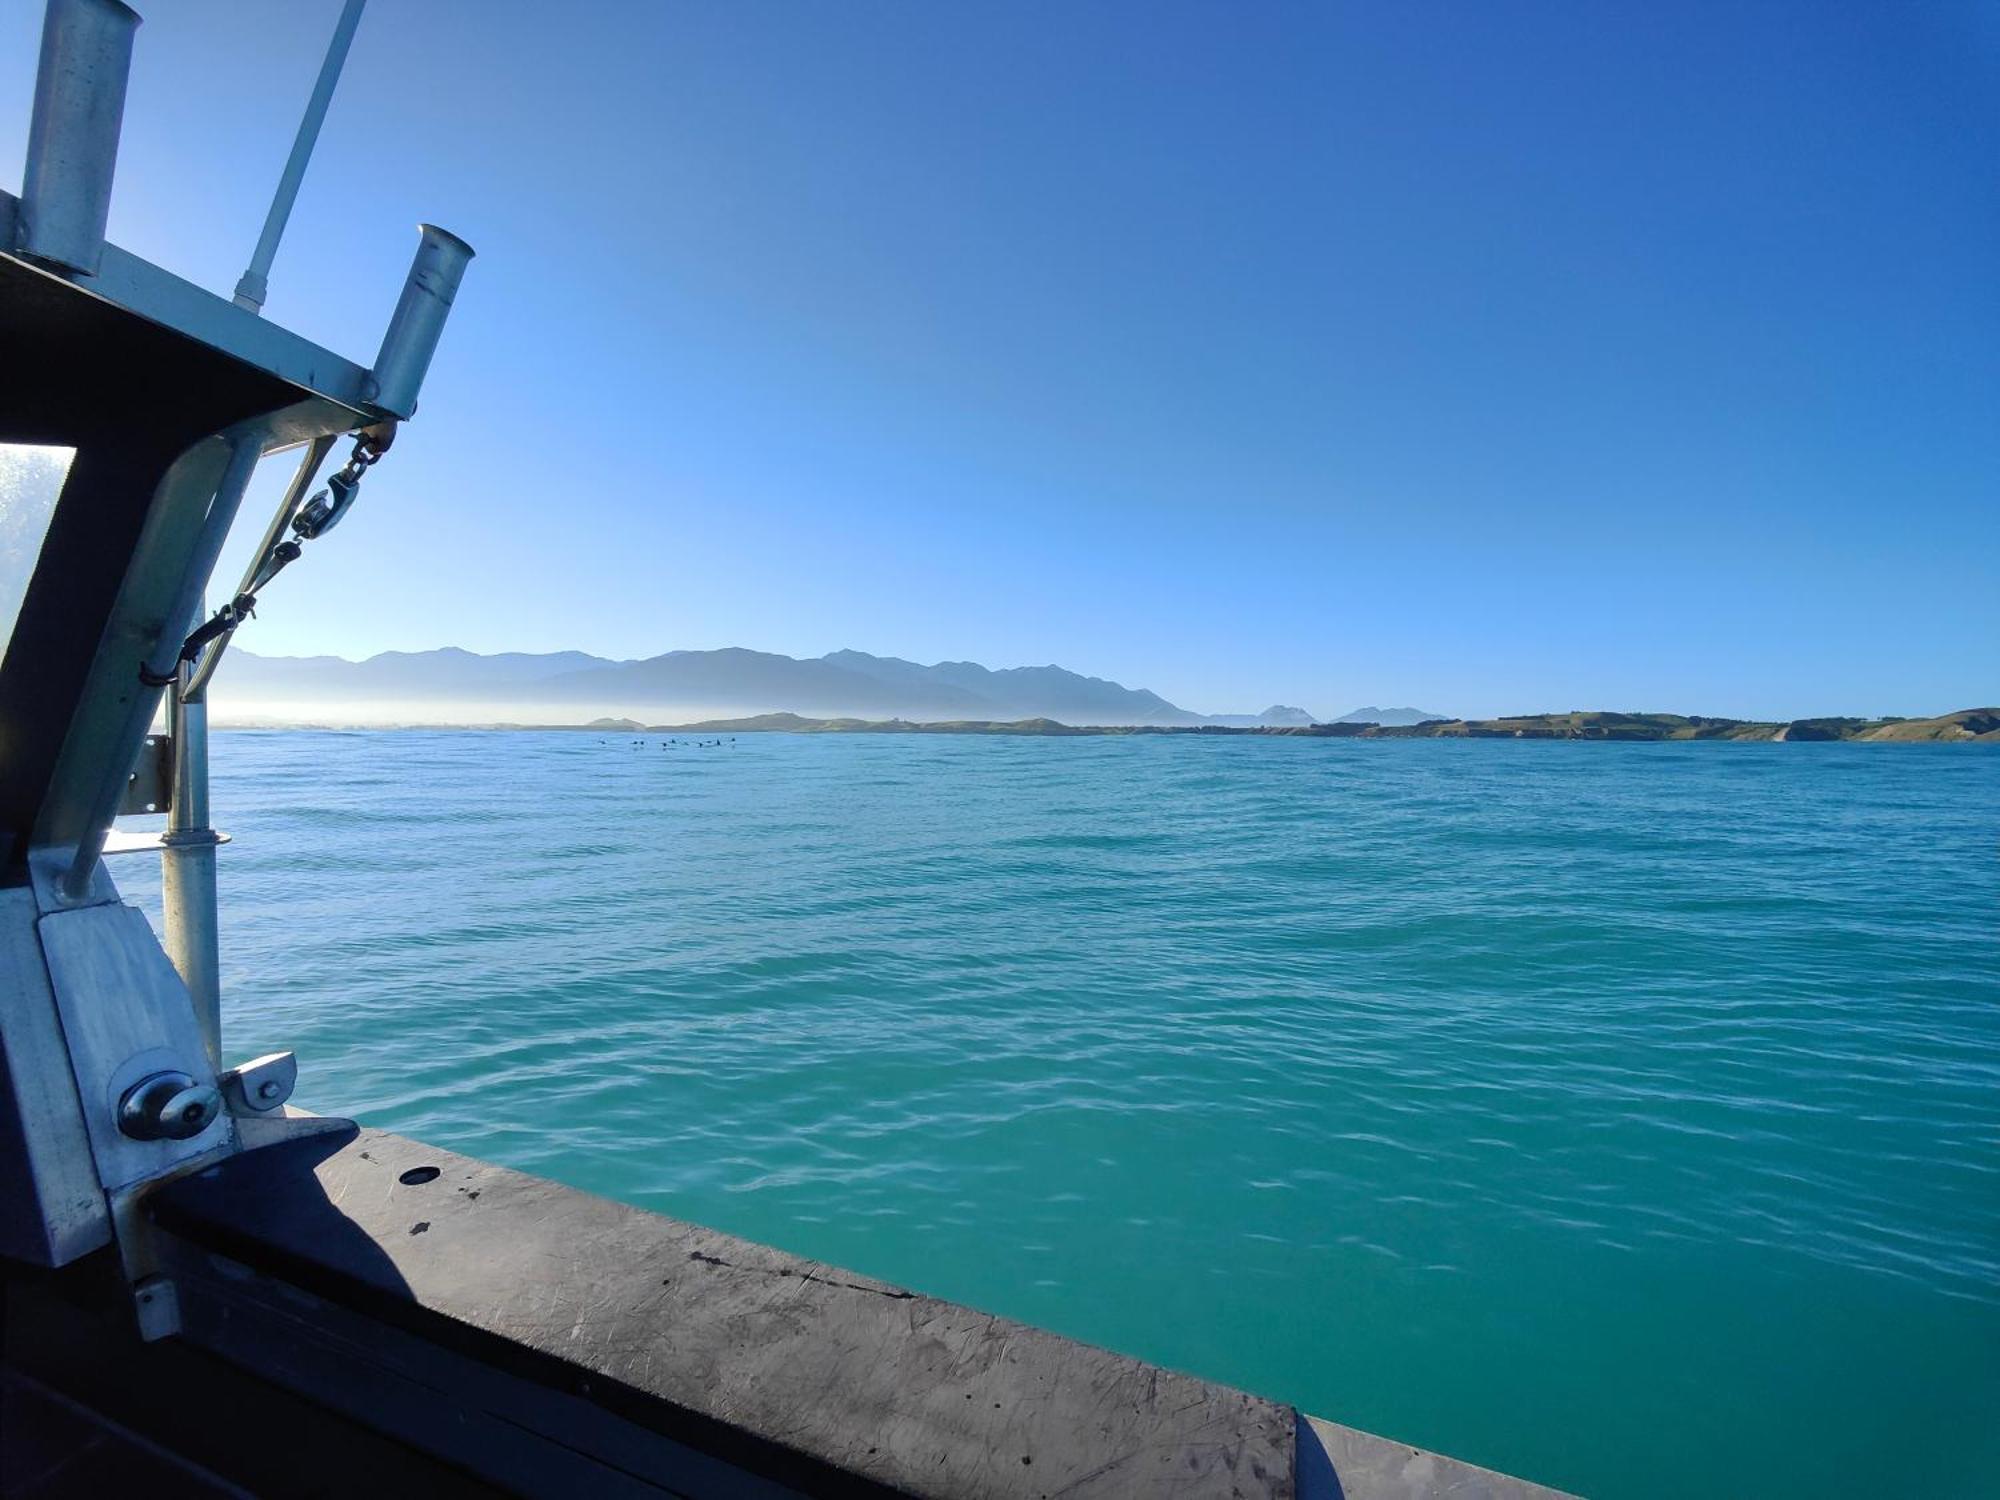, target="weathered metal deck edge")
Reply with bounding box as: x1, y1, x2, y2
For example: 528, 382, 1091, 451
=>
1301, 1417, 1574, 1500
150, 1125, 1574, 1499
